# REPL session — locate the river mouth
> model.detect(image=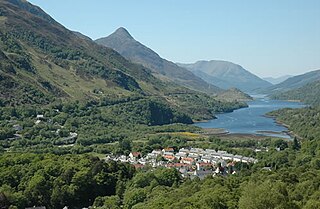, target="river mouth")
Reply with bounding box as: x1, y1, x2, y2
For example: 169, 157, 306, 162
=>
195, 95, 304, 139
